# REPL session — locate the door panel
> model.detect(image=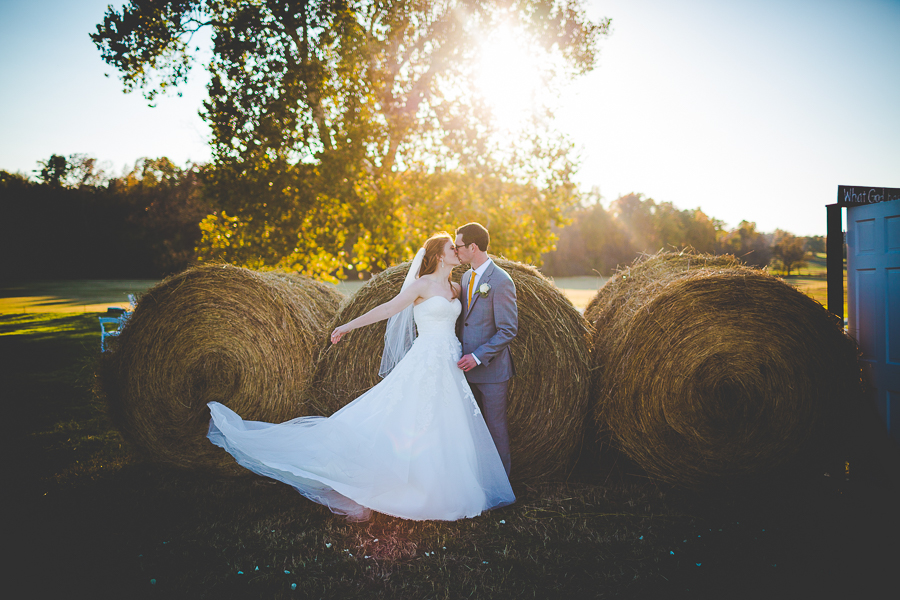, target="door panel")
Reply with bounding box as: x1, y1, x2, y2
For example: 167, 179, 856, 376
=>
886, 215, 900, 251
857, 218, 876, 253
854, 269, 878, 361
847, 199, 900, 438
888, 268, 900, 365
